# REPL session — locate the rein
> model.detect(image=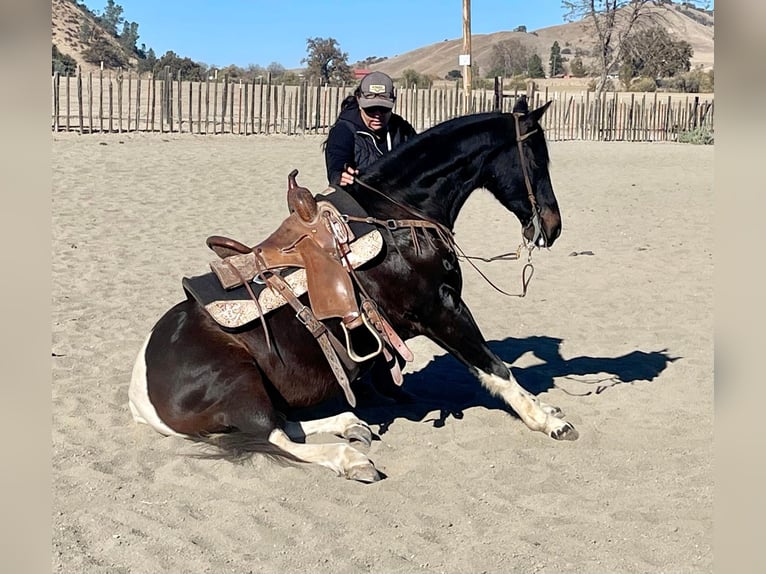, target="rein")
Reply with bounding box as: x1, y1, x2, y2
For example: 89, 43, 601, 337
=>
348, 116, 545, 298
